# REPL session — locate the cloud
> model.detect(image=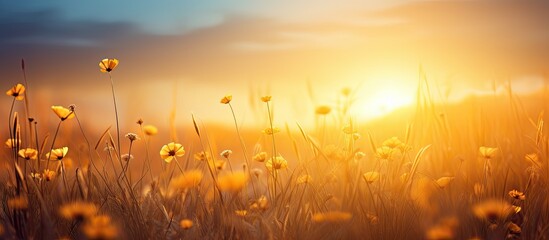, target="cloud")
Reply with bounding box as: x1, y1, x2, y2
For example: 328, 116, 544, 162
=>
231, 30, 360, 51
0, 8, 139, 46
4, 1, 549, 82
370, 1, 549, 56
1, 1, 549, 95
1, 1, 549, 128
